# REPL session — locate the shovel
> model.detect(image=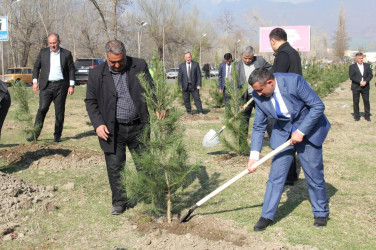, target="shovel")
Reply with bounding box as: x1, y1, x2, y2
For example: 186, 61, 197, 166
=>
202, 98, 254, 148
180, 140, 291, 223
